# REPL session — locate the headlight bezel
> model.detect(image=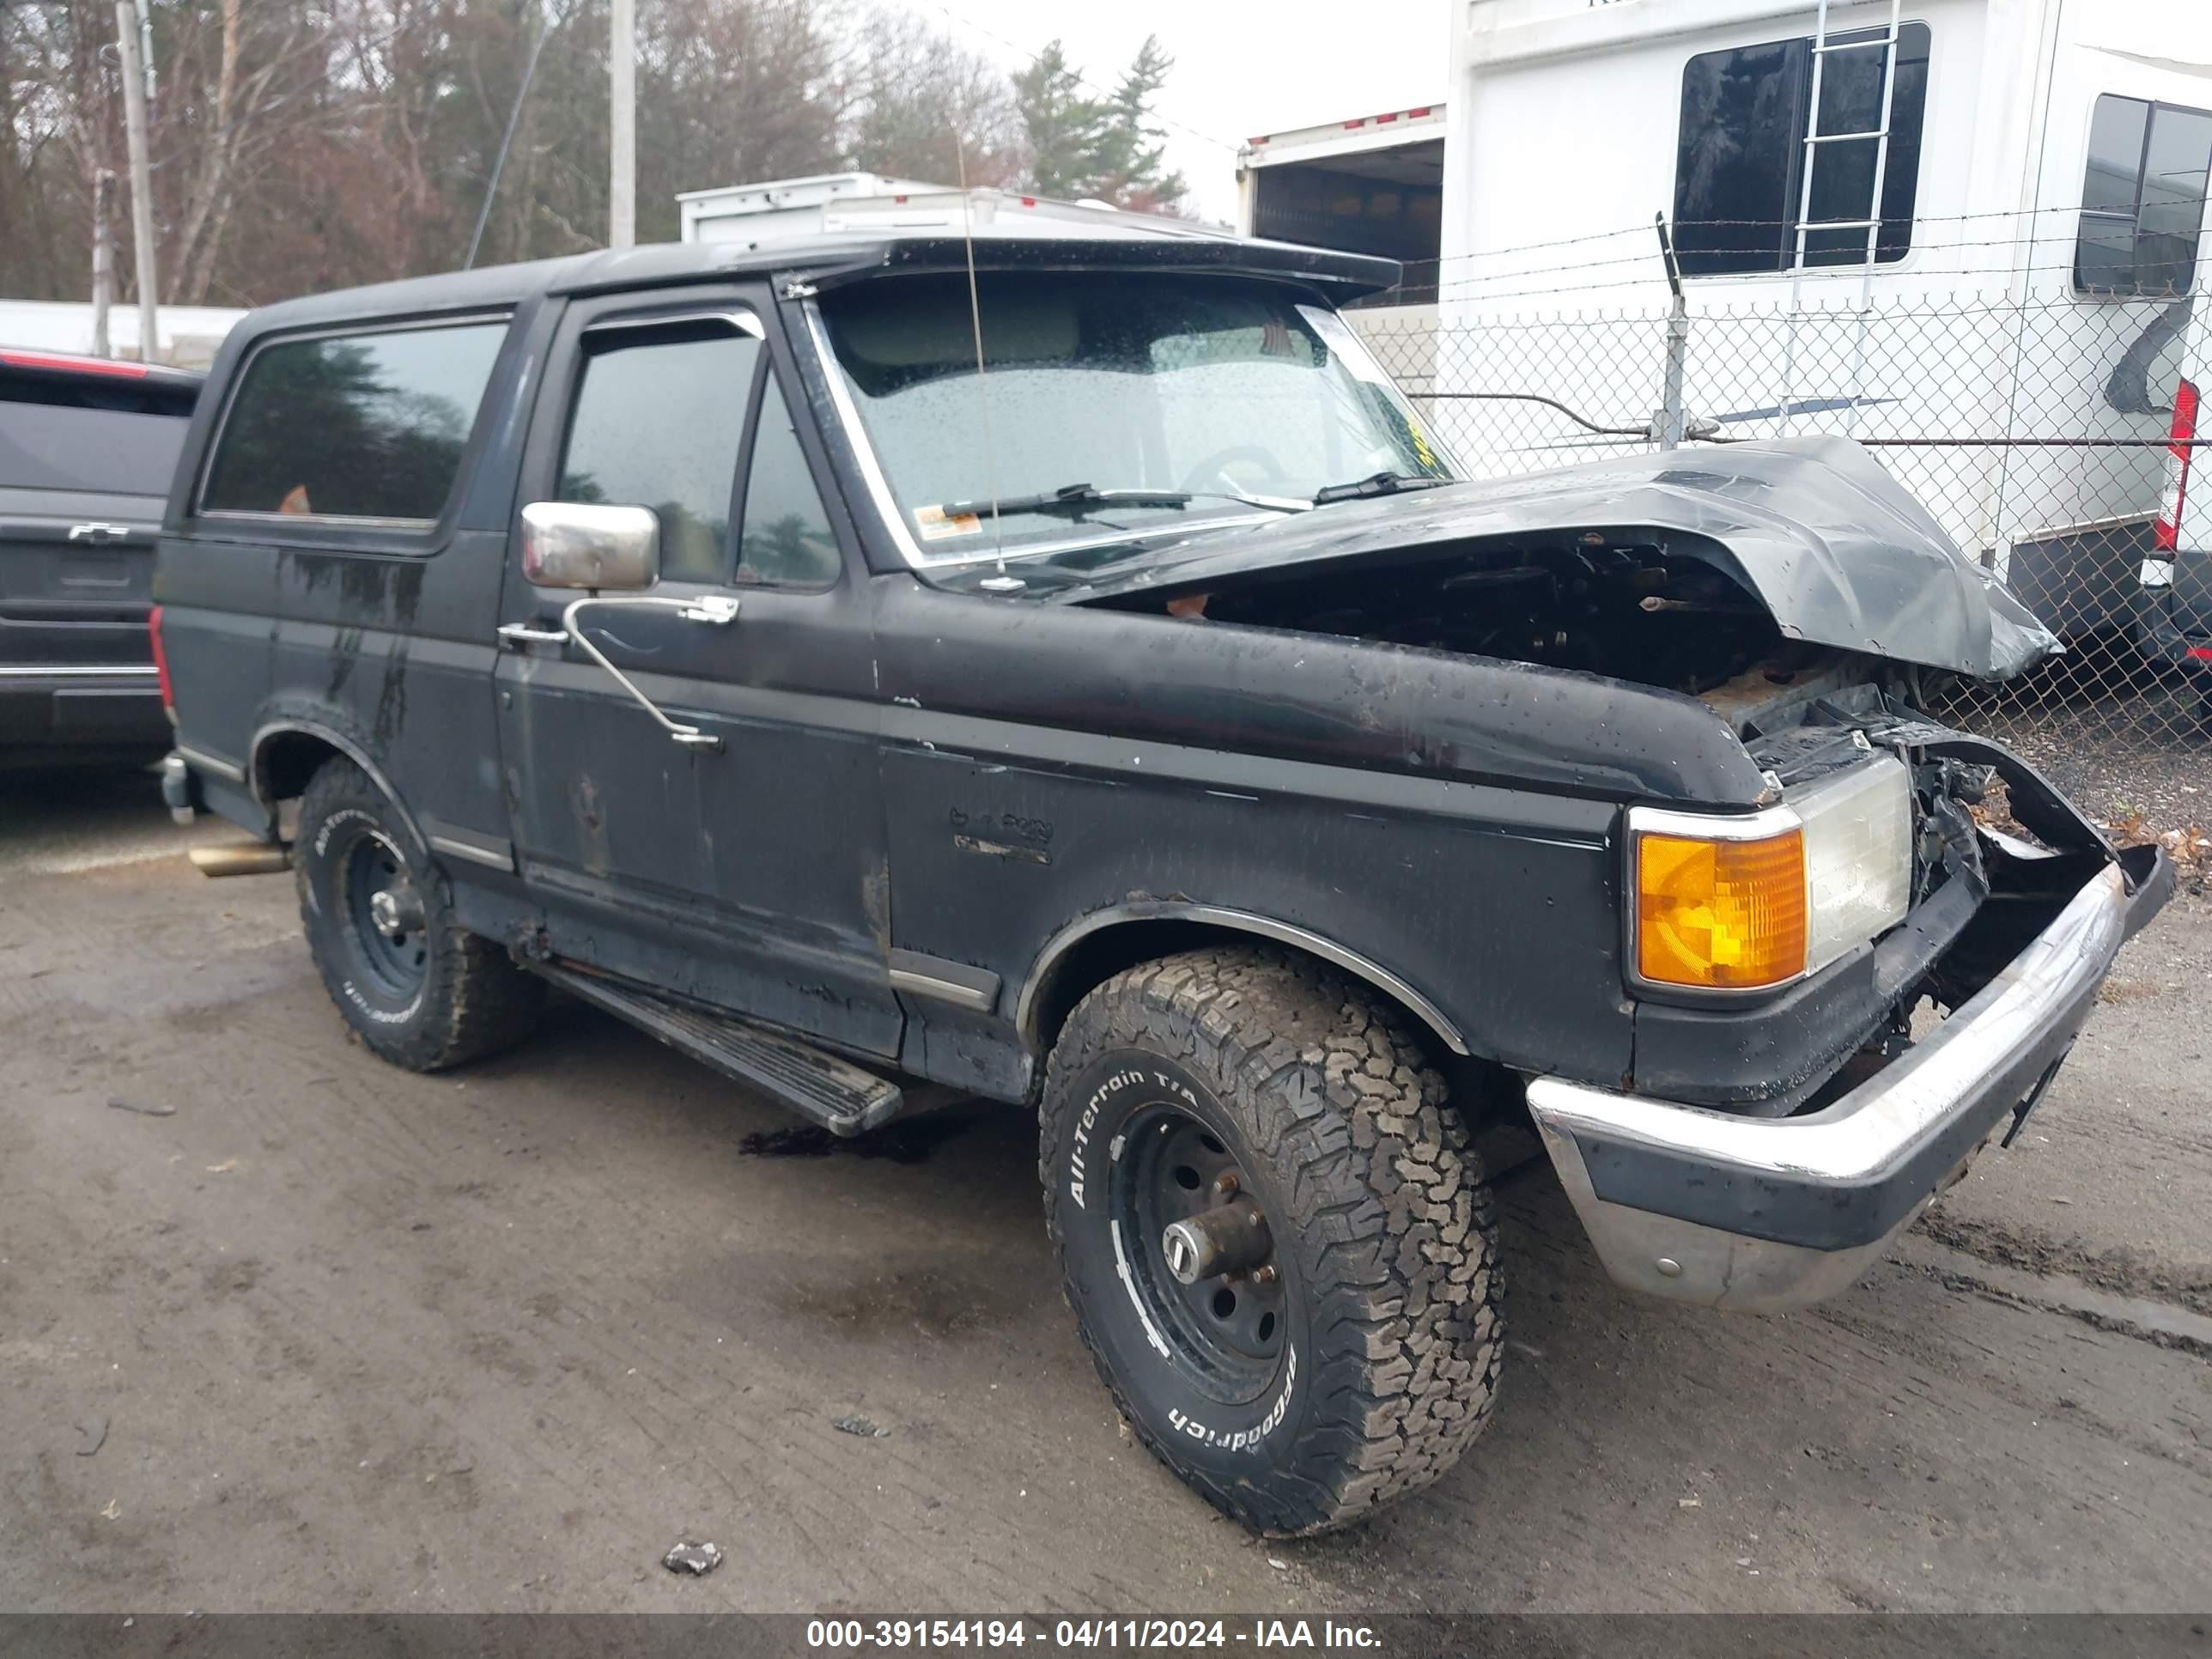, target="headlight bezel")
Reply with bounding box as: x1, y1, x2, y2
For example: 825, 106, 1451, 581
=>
1625, 755, 1915, 1002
